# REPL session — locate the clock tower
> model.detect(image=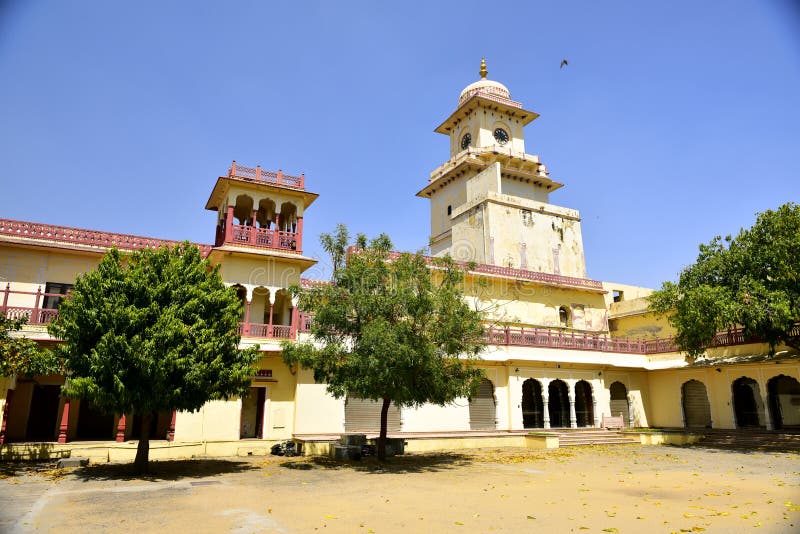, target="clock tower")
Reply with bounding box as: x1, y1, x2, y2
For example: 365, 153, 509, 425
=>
417, 59, 588, 278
